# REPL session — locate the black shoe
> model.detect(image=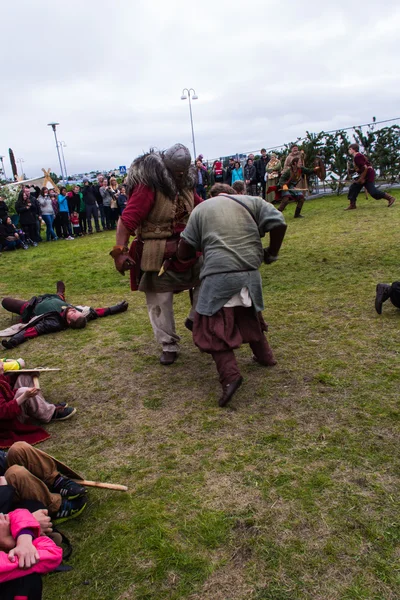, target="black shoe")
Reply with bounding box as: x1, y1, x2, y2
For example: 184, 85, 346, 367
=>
51, 406, 76, 421
52, 475, 86, 499
160, 351, 178, 365
218, 377, 243, 407
184, 318, 193, 332
54, 495, 87, 524
375, 283, 391, 314
294, 214, 304, 218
